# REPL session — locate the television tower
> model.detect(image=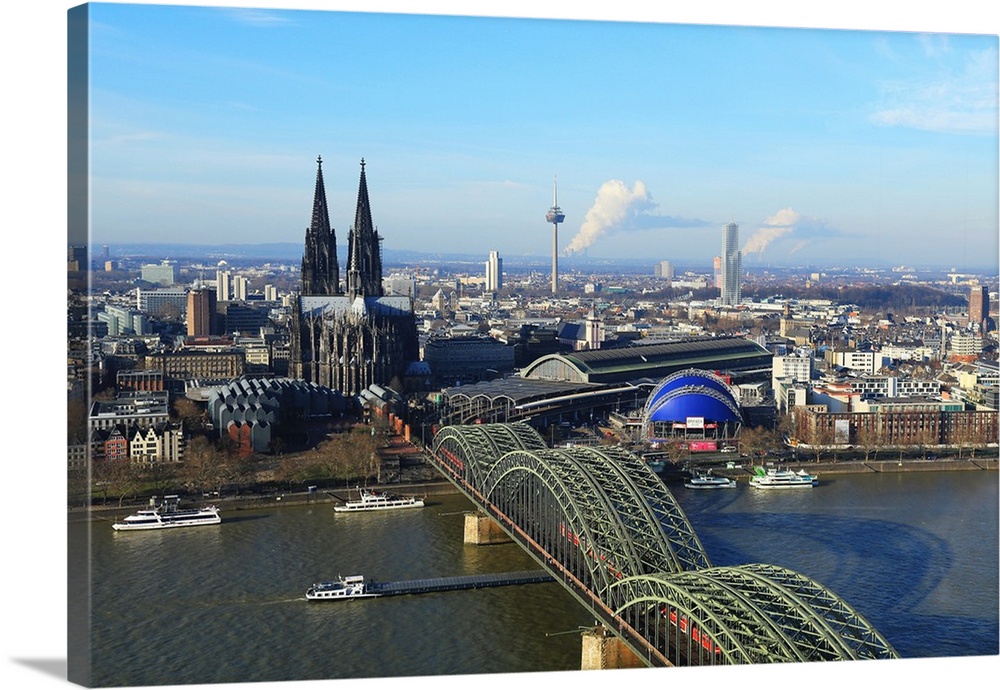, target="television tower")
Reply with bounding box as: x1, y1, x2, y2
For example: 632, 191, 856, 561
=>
545, 176, 565, 294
